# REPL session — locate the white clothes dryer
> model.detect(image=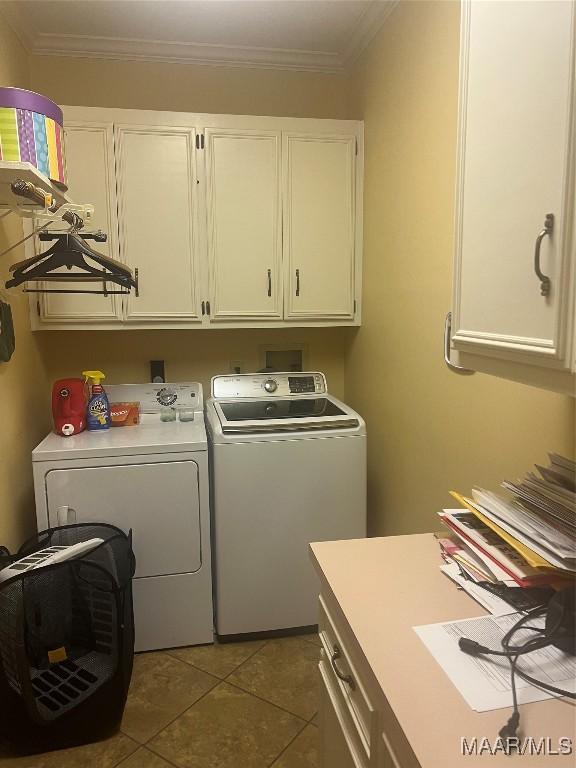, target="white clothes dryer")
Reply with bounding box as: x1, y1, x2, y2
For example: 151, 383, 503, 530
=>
33, 383, 213, 652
